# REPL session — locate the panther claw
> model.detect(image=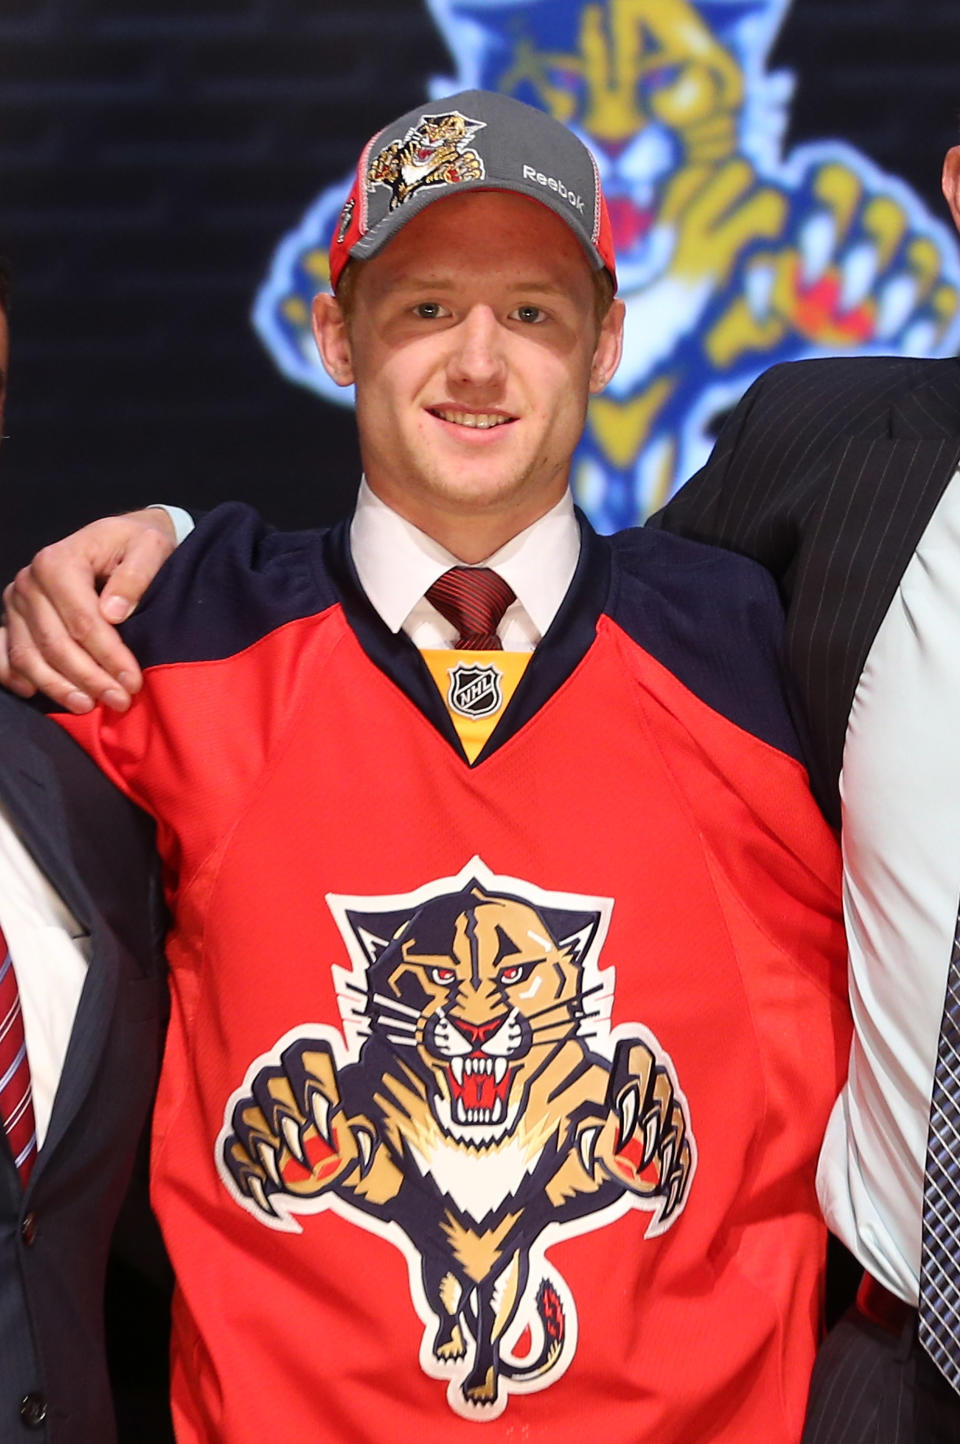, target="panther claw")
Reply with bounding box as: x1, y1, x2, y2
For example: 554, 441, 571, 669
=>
281, 1114, 307, 1165
616, 1084, 640, 1148
311, 1090, 332, 1145
257, 1141, 281, 1186
246, 1174, 277, 1218
578, 1124, 600, 1177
